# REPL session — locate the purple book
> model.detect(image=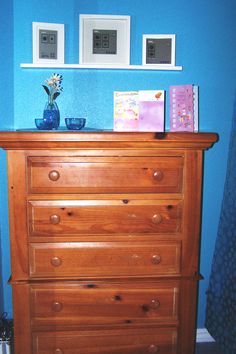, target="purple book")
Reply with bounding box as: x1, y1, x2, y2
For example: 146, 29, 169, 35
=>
170, 85, 194, 132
